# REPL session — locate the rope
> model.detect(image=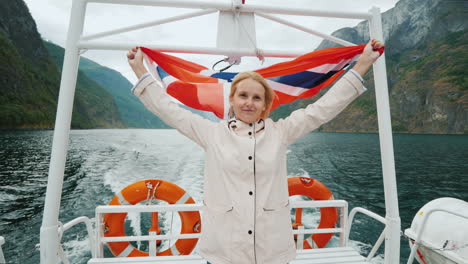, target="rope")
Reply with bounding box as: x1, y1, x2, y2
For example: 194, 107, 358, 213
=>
234, 10, 265, 64
212, 58, 238, 72
145, 181, 160, 205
